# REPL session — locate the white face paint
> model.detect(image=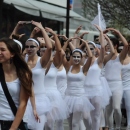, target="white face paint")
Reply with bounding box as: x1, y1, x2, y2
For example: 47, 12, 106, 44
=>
72, 52, 82, 64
